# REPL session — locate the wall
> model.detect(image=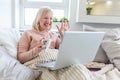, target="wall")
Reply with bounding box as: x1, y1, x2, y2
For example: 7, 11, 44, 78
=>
68, 0, 83, 31
0, 0, 12, 28
0, 0, 120, 29
69, 0, 120, 30
92, 2, 120, 16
